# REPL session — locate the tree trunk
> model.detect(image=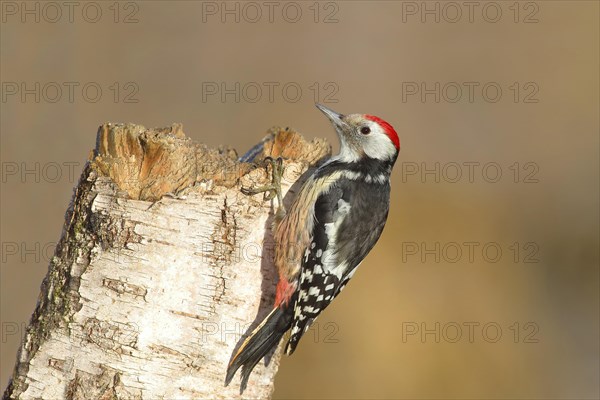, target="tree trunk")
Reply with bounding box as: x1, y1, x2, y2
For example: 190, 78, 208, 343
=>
3, 123, 330, 400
